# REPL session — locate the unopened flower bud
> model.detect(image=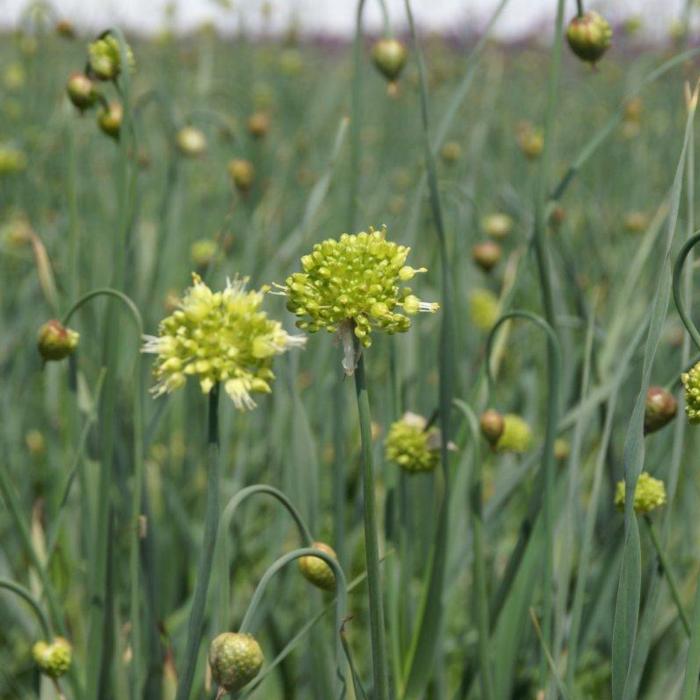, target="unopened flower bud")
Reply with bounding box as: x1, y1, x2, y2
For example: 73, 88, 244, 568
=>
549, 205, 566, 231
371, 38, 408, 84
247, 112, 270, 139
554, 438, 570, 461
624, 211, 648, 234
176, 126, 207, 157
472, 241, 502, 272
566, 11, 612, 65
298, 541, 337, 591
209, 632, 264, 693
55, 20, 75, 39
88, 34, 135, 81
32, 637, 72, 678
228, 158, 255, 192
644, 386, 677, 434
190, 239, 217, 268
482, 213, 513, 239
480, 409, 504, 445
37, 320, 79, 361
97, 101, 123, 139
517, 122, 544, 160
66, 72, 97, 112
440, 141, 461, 164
